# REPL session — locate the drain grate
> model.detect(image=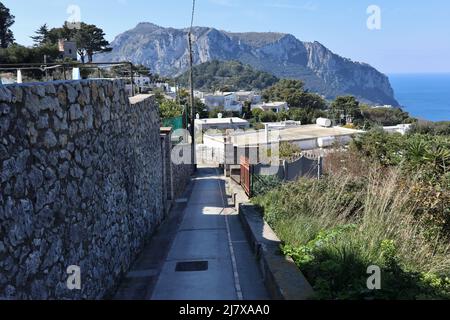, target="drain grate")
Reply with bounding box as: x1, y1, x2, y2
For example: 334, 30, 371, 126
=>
175, 261, 209, 272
